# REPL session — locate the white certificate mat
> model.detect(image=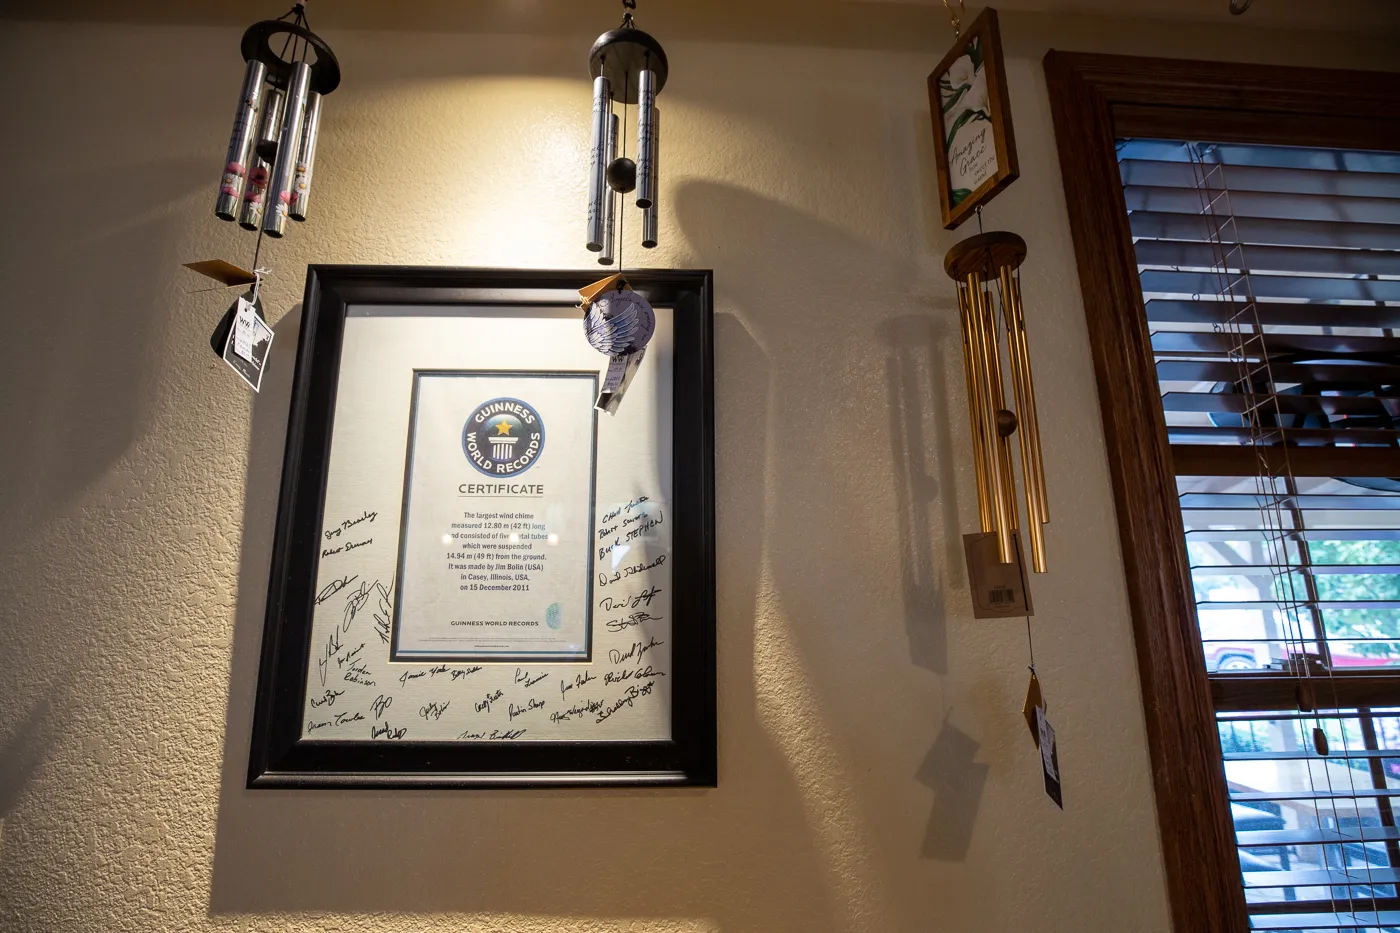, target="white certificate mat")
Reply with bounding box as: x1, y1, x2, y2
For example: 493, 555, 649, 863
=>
300, 305, 674, 743
393, 373, 596, 662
